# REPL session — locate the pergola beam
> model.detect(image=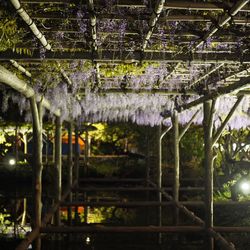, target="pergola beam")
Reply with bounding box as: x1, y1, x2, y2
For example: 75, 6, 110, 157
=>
3, 50, 250, 62
195, 0, 250, 49
9, 0, 51, 50
190, 64, 225, 88
180, 76, 250, 112
20, 0, 250, 12
135, 0, 165, 50
25, 13, 250, 24
9, 60, 32, 78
